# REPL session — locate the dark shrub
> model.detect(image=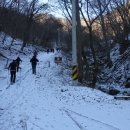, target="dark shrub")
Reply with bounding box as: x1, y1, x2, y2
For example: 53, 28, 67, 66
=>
108, 89, 120, 95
